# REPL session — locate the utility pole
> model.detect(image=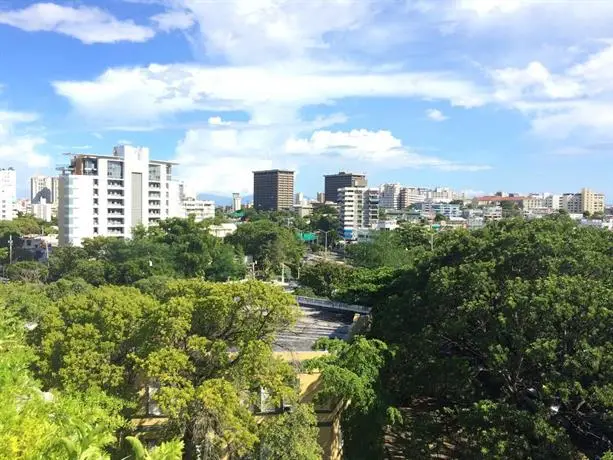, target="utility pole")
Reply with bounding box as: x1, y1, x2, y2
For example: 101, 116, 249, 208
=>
8, 234, 13, 264
316, 230, 332, 260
